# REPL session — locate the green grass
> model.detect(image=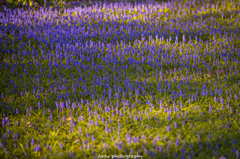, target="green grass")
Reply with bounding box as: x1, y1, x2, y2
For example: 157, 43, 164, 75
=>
0, 0, 240, 158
